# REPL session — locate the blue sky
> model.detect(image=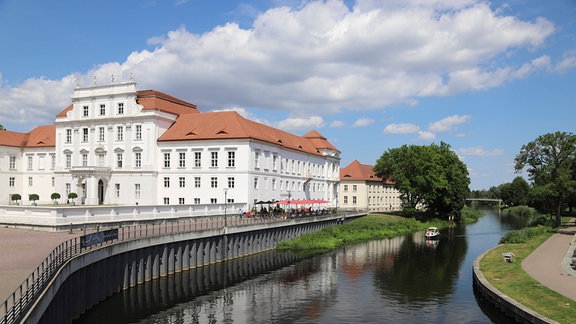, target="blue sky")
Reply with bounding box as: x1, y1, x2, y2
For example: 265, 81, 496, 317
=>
1, 0, 575, 190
